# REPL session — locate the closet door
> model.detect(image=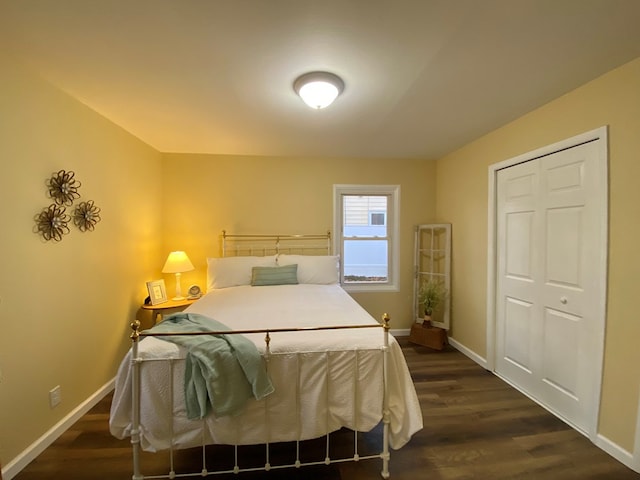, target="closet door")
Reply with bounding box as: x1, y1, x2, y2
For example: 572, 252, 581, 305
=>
495, 140, 602, 433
